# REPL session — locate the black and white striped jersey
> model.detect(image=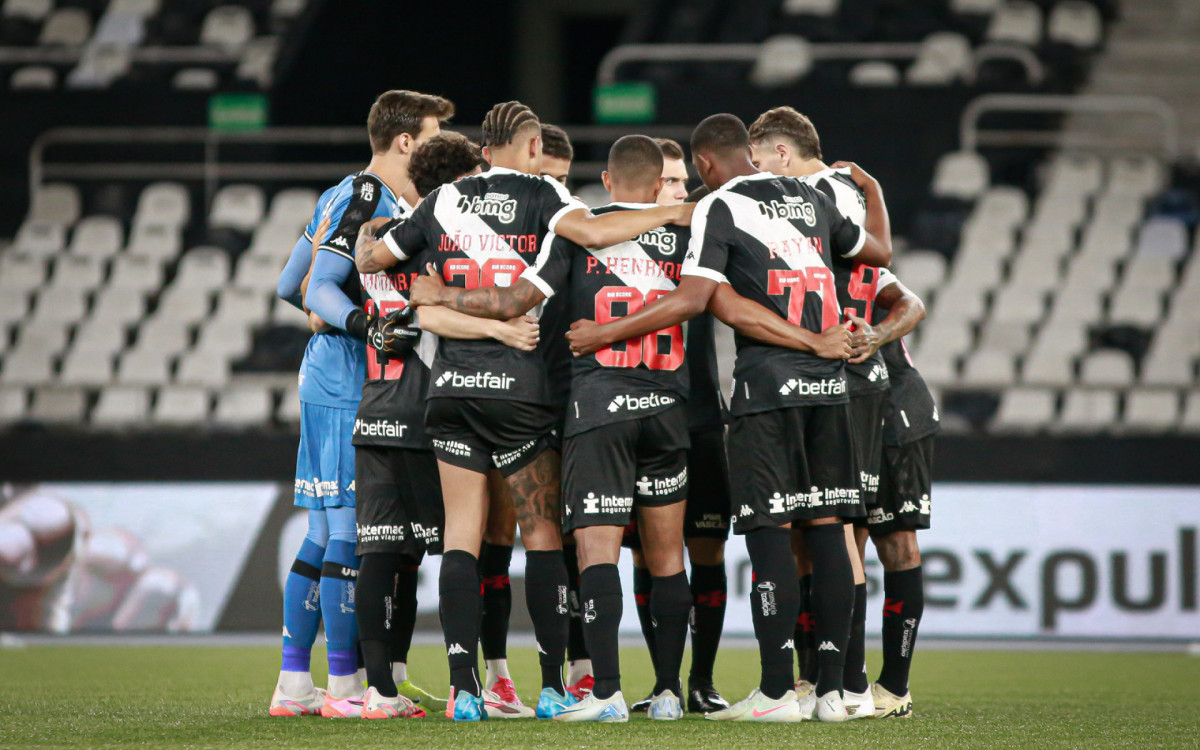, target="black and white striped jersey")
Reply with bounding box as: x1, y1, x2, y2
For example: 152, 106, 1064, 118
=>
381, 166, 586, 405
875, 268, 940, 446
681, 171, 864, 416
522, 203, 691, 436
800, 167, 889, 394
